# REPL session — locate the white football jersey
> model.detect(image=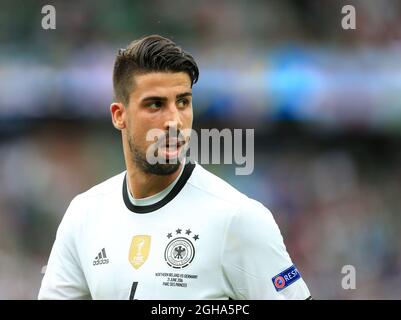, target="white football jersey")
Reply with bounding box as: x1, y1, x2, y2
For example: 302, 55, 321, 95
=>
38, 162, 311, 300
